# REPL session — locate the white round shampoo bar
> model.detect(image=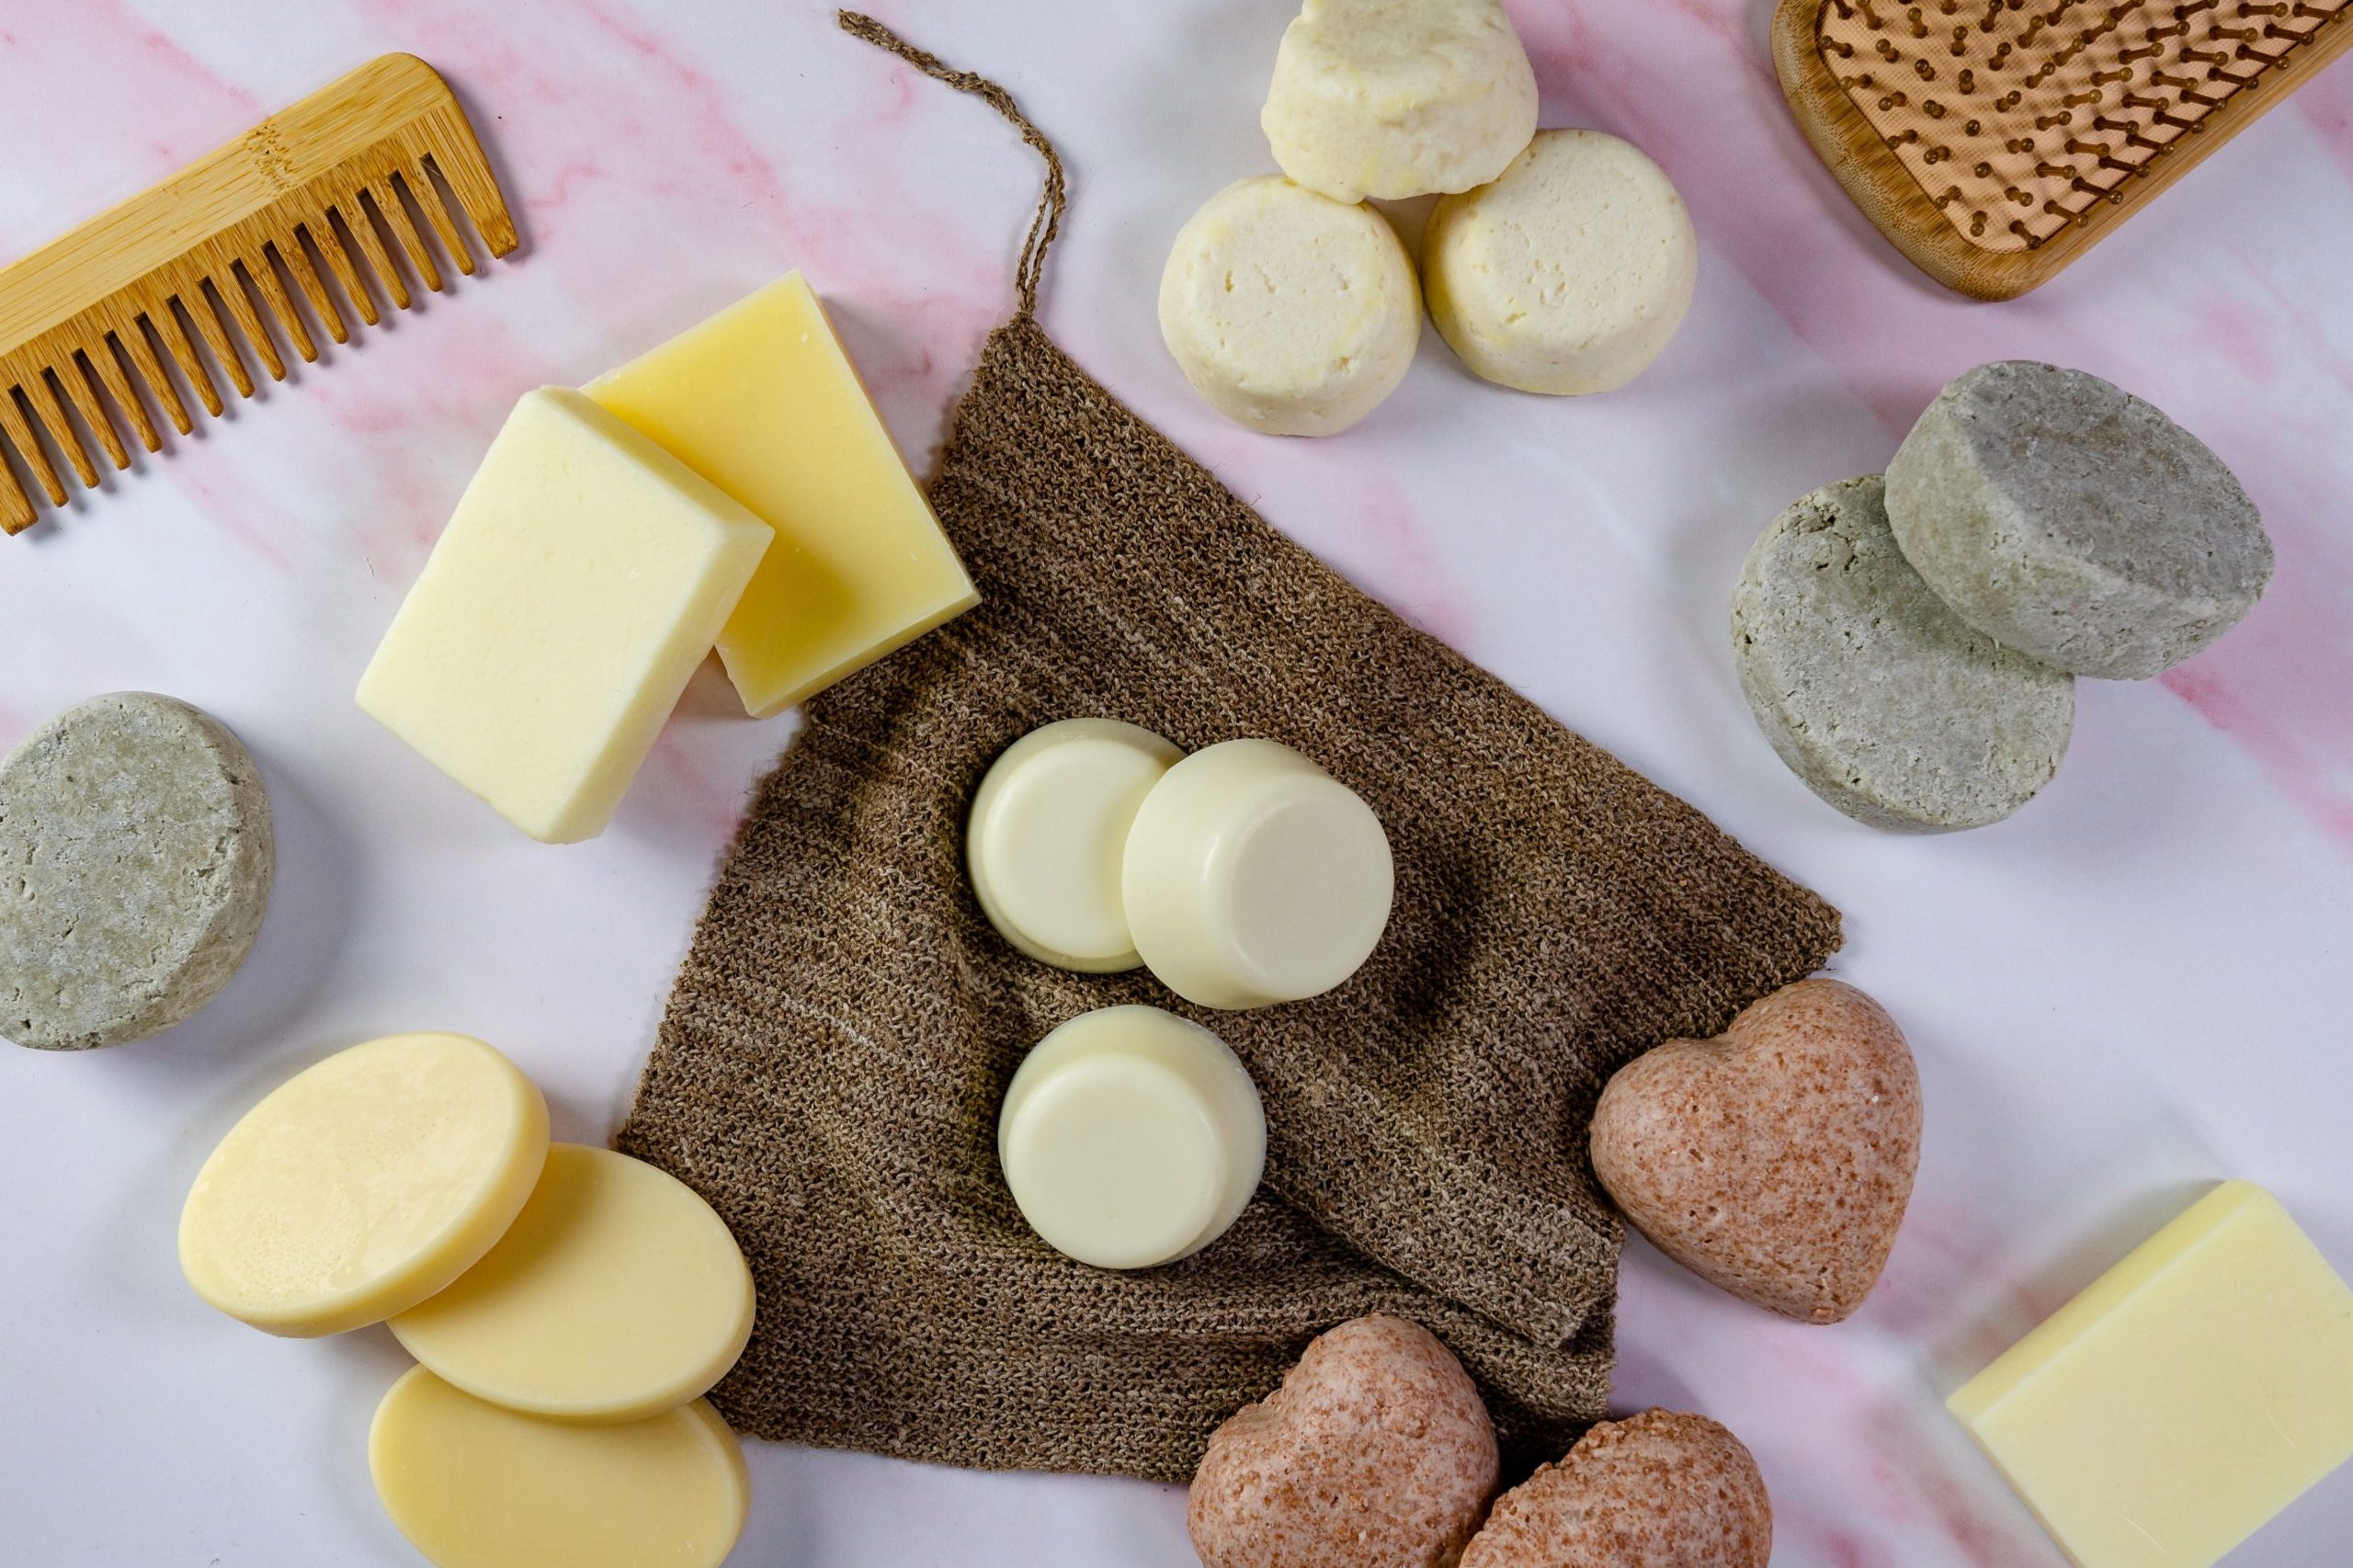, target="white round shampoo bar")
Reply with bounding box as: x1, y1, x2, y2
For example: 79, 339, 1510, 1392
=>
1123, 739, 1393, 1010
370, 1368, 748, 1568
389, 1144, 756, 1424
999, 1006, 1266, 1270
1158, 176, 1421, 437
1424, 130, 1699, 396
1261, 0, 1539, 202
178, 1032, 550, 1337
967, 719, 1184, 972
